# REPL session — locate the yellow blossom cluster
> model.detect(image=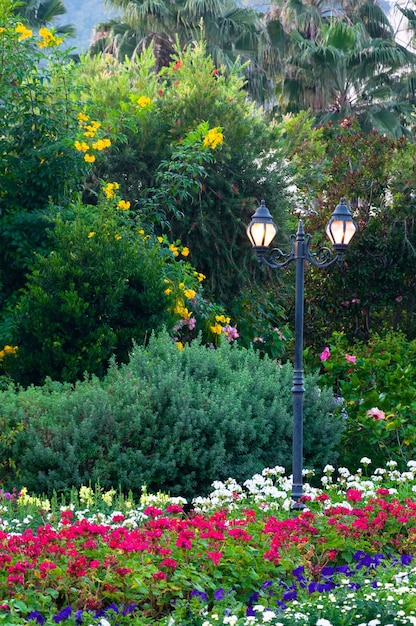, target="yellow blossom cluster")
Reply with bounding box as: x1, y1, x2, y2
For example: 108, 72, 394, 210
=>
203, 127, 224, 149
210, 314, 231, 335
0, 344, 18, 360
74, 113, 111, 163
103, 182, 119, 199
18, 487, 50, 512
194, 271, 206, 282
174, 300, 192, 319
136, 96, 152, 108
15, 22, 32, 41
79, 486, 94, 506
117, 200, 130, 210
38, 27, 63, 48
